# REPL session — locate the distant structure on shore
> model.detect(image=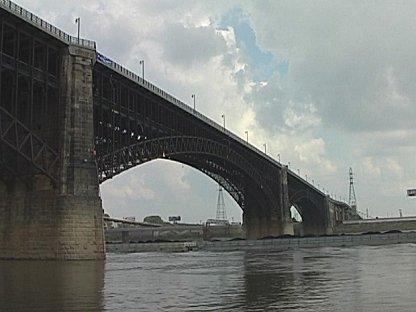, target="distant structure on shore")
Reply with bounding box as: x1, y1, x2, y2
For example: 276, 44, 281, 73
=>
216, 185, 228, 221
349, 167, 357, 215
